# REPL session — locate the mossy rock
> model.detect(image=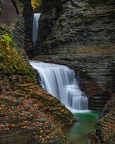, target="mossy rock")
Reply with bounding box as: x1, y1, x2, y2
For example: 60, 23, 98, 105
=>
0, 27, 35, 81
